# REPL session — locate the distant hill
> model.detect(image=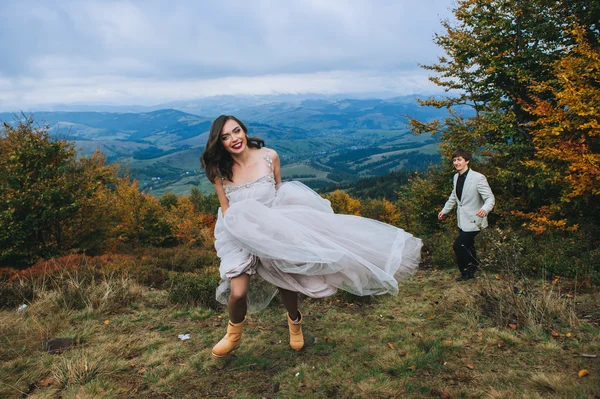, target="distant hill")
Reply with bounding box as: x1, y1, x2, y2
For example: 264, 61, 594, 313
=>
1, 95, 463, 195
